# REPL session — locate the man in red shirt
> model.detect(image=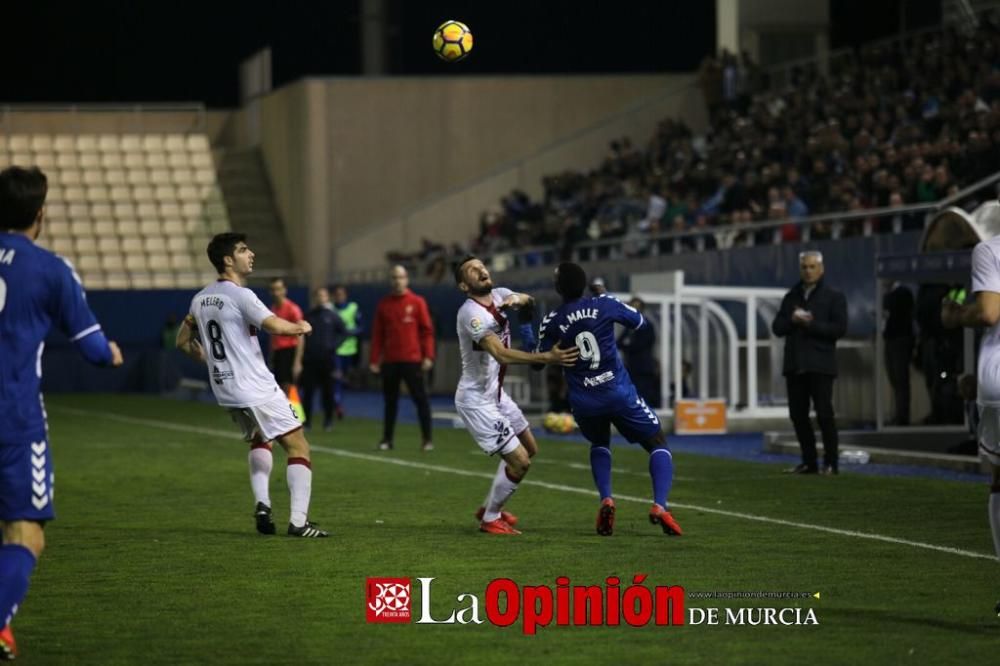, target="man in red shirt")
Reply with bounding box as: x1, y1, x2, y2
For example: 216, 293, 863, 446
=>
369, 265, 435, 451
269, 277, 305, 394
